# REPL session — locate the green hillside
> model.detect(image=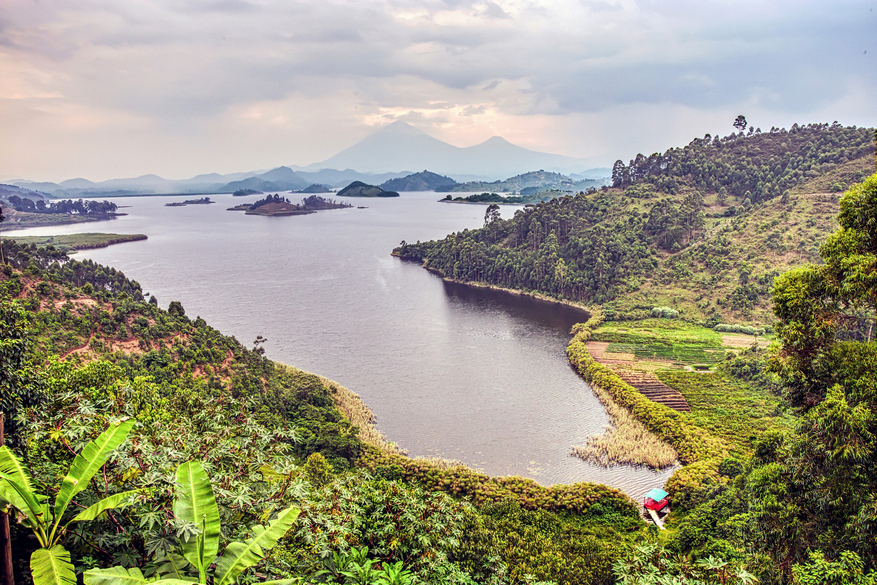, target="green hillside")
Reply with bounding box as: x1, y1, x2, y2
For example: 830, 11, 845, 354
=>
396, 123, 876, 325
